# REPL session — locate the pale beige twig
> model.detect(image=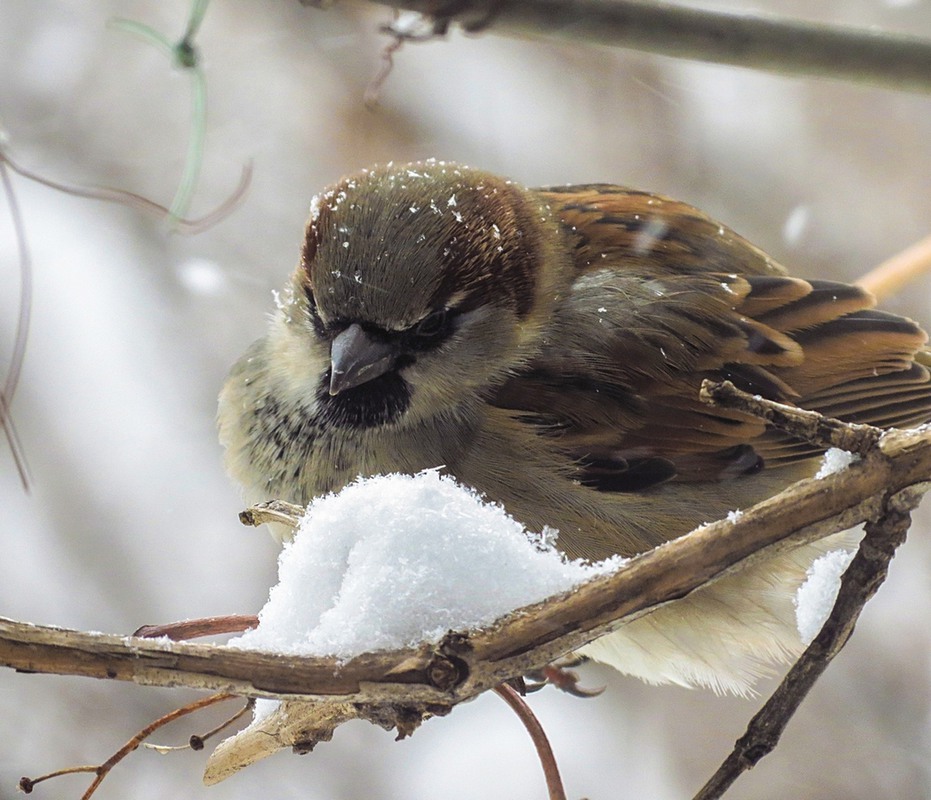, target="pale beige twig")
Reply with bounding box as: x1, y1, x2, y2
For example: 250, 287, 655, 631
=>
856, 233, 931, 301
237, 499, 304, 528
